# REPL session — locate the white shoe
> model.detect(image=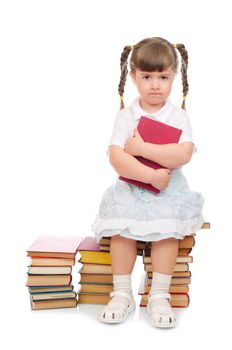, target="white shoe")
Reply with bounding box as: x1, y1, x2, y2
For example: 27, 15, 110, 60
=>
147, 293, 176, 328
99, 290, 136, 324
